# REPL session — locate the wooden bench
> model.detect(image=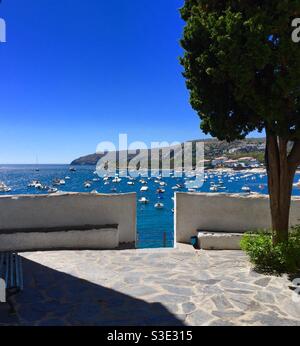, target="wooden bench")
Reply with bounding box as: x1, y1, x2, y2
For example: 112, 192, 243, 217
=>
0, 252, 23, 310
